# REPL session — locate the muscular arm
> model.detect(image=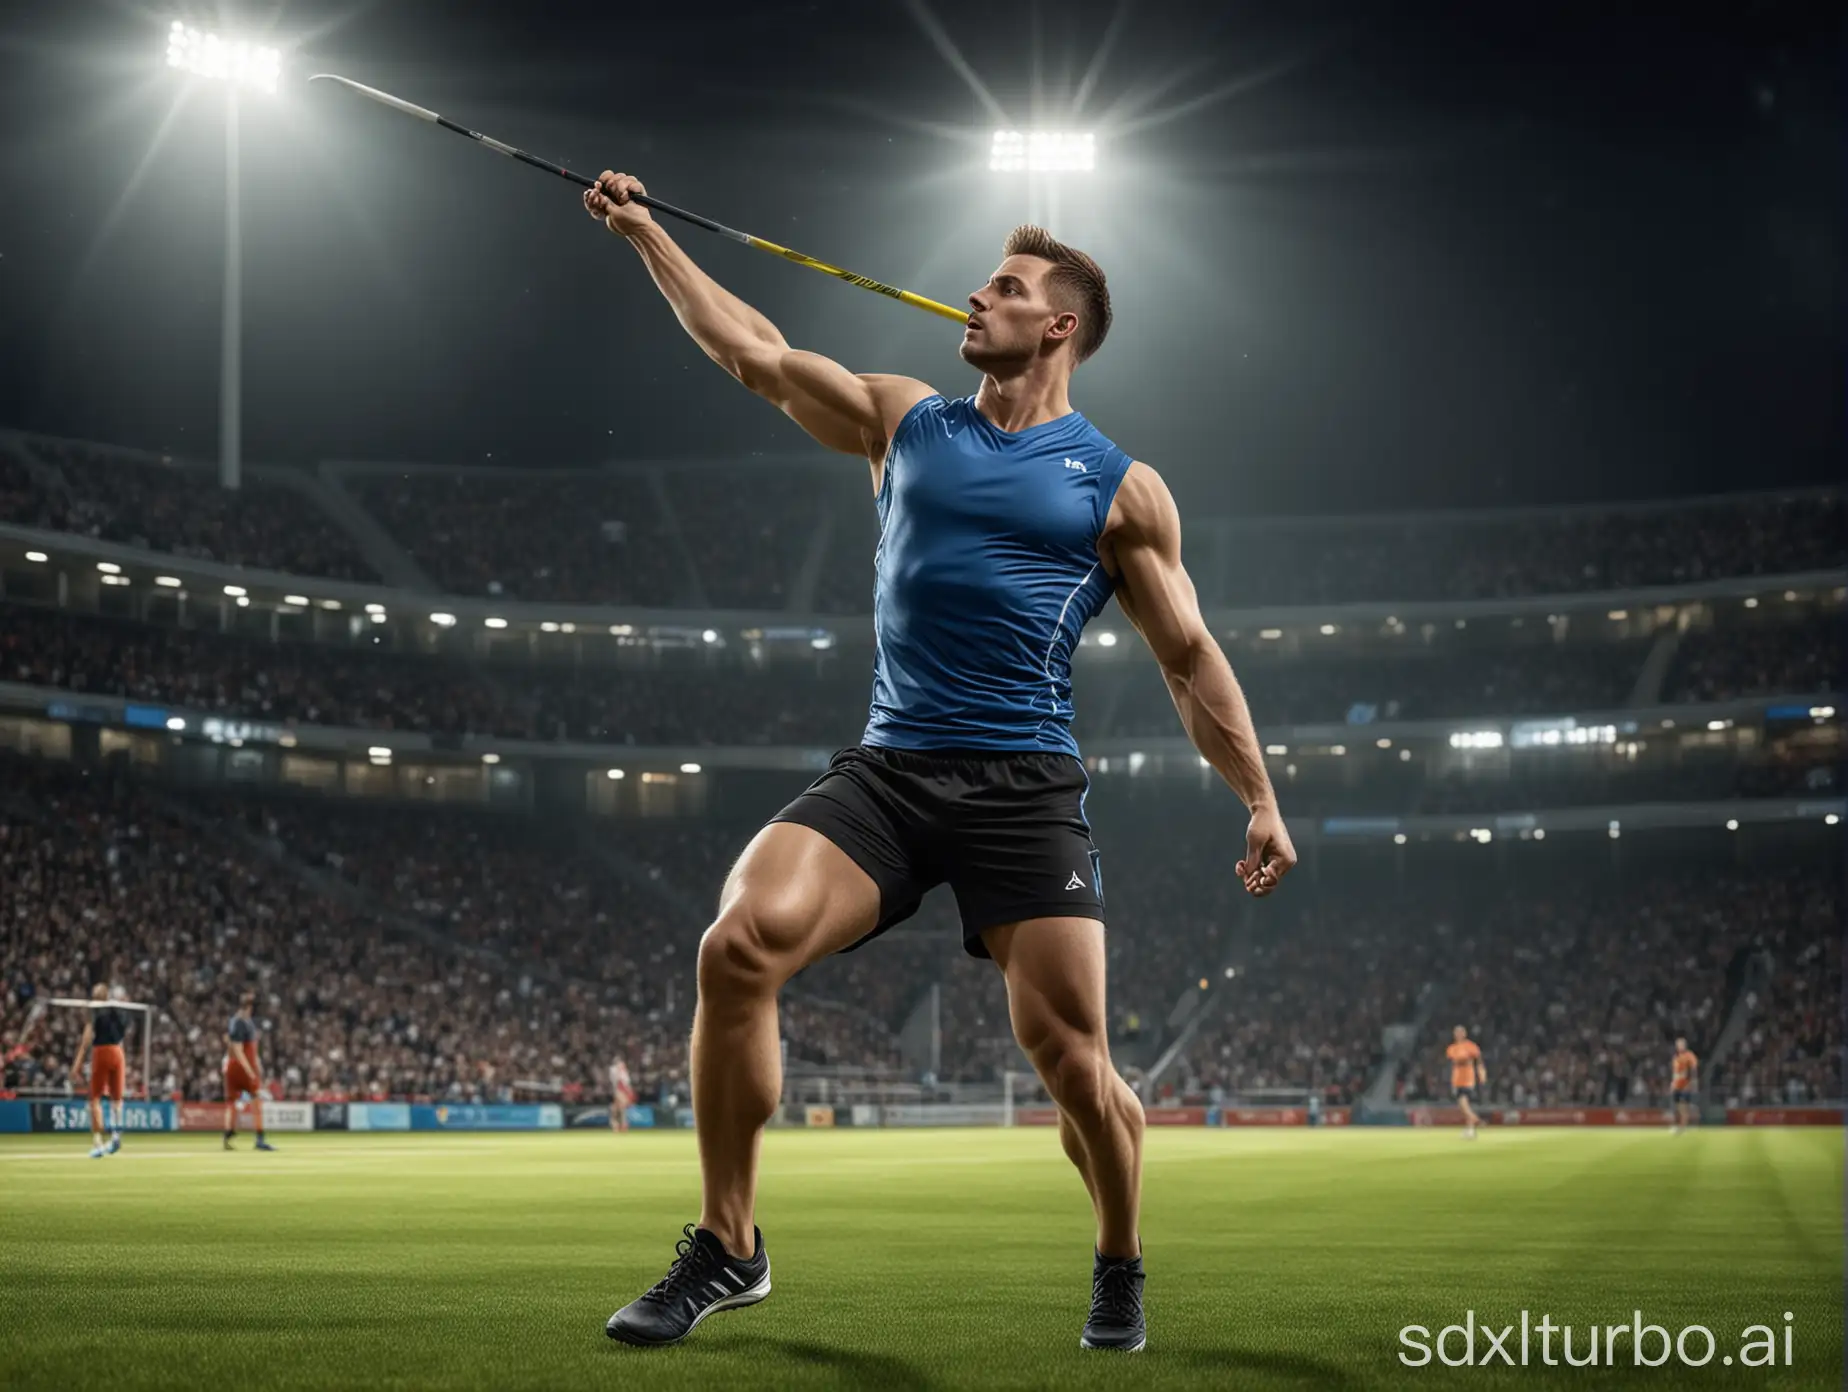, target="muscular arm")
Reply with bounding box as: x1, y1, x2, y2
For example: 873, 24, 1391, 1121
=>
1105, 462, 1296, 895
596, 178, 932, 465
